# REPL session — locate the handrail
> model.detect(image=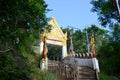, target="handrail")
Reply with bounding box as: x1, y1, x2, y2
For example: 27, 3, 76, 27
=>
95, 69, 99, 80
70, 52, 93, 59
